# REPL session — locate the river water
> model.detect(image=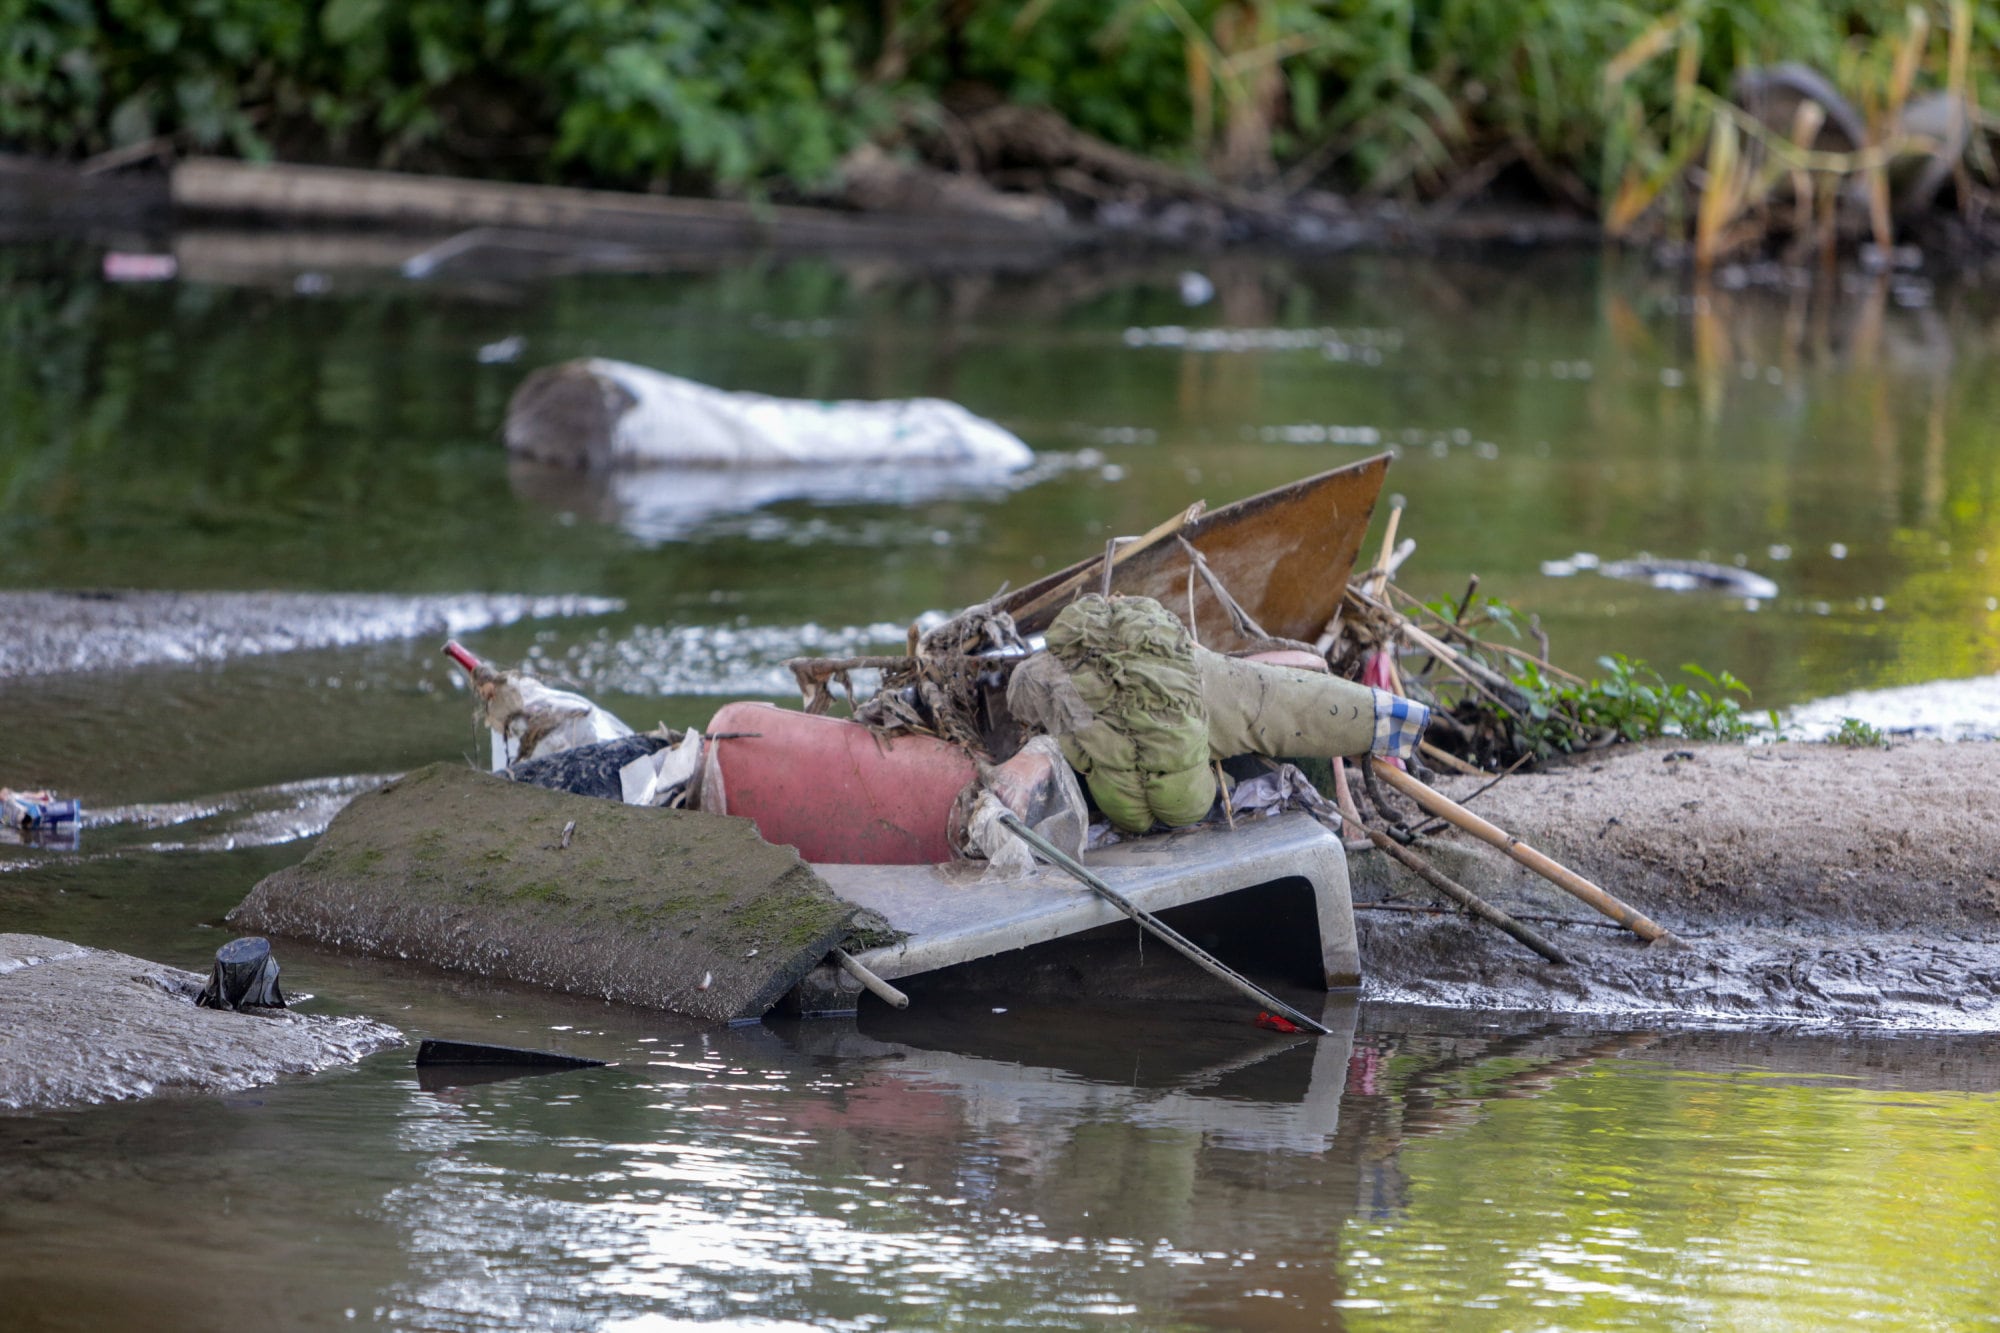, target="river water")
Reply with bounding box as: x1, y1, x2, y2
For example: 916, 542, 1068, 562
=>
4, 238, 2000, 1328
